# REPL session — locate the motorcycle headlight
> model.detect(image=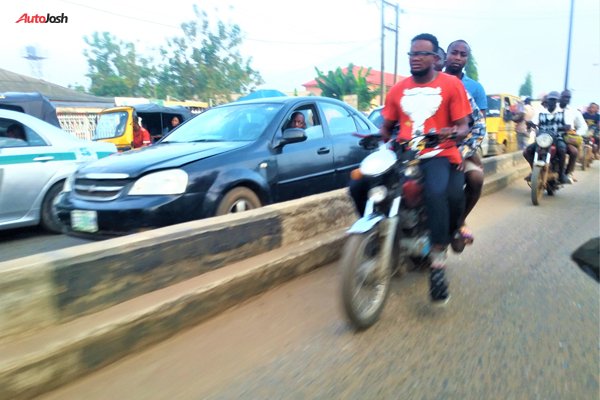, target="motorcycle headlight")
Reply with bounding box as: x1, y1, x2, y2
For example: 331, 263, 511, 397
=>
367, 185, 388, 204
360, 148, 397, 177
536, 133, 553, 148
129, 169, 189, 195
404, 165, 419, 178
